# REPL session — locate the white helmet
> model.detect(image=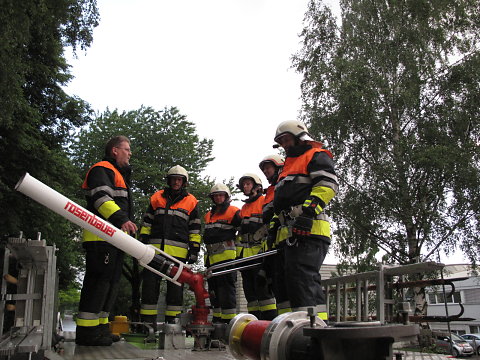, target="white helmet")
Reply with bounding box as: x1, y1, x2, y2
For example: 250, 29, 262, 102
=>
274, 120, 313, 144
209, 183, 231, 199
237, 173, 263, 190
166, 165, 189, 184
259, 154, 285, 170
